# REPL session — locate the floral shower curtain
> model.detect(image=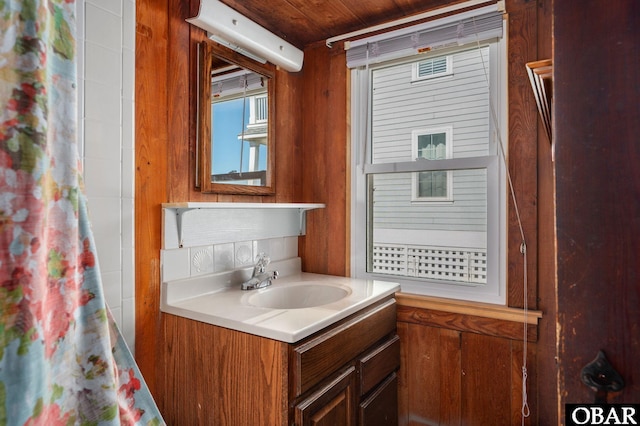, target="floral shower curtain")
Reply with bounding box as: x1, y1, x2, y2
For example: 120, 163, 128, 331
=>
0, 1, 163, 424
